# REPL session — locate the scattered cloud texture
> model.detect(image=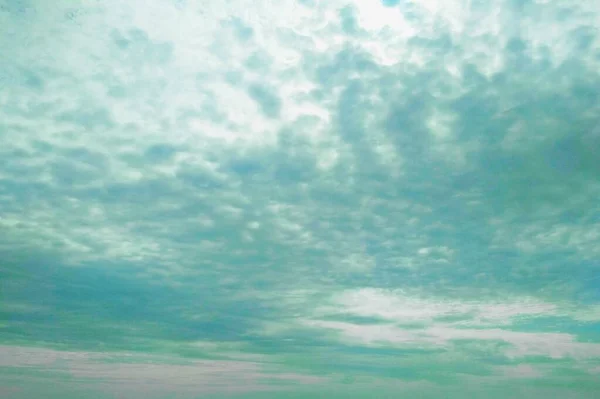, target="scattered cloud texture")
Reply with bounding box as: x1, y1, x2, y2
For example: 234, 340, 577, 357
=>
1, 0, 600, 398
